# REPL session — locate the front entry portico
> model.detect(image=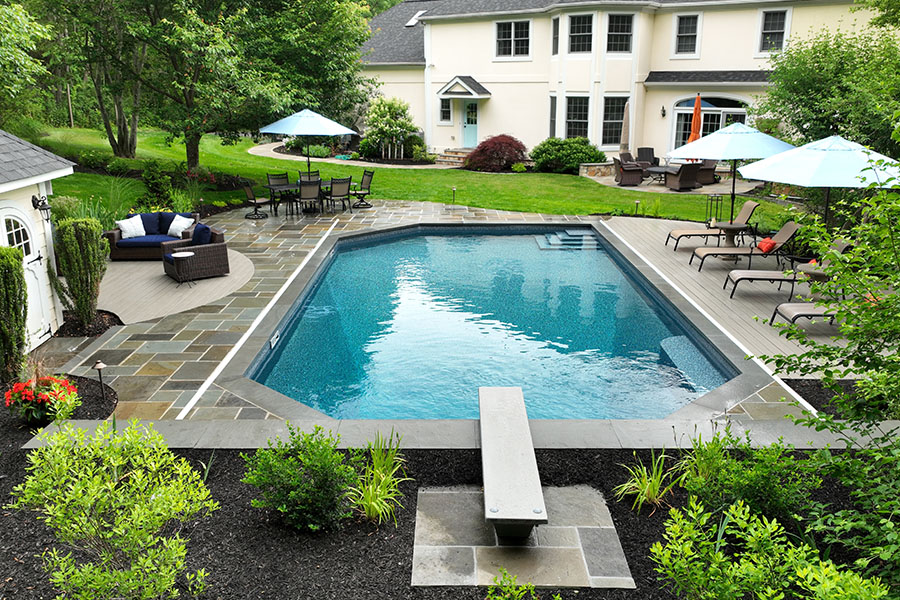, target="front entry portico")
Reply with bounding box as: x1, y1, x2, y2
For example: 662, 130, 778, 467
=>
436, 75, 491, 150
